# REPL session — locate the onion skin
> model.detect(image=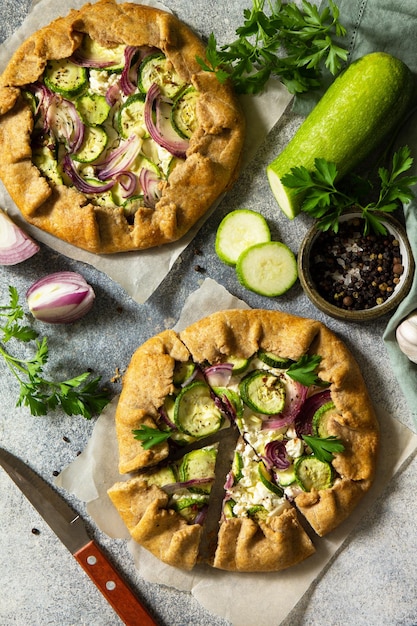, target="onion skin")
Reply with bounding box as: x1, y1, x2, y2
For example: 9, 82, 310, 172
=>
26, 271, 95, 324
0, 209, 39, 265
